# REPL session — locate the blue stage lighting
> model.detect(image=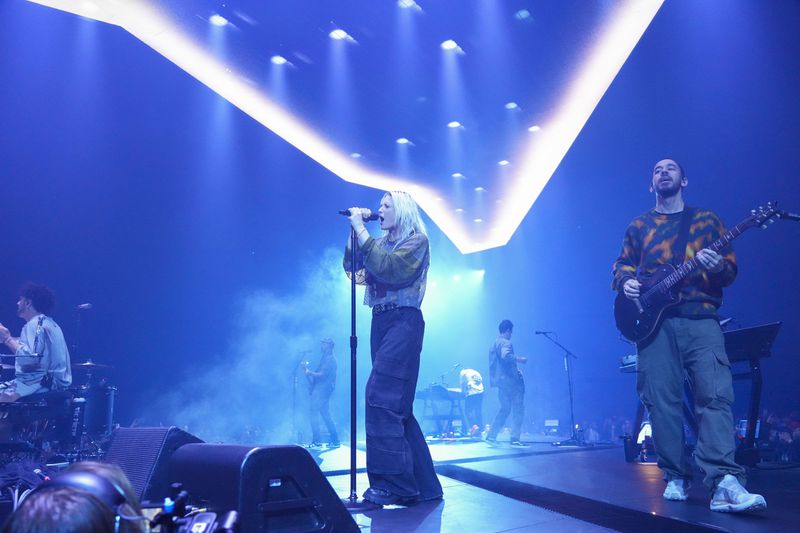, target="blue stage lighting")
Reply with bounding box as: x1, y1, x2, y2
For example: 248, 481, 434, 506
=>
515, 9, 532, 22
270, 55, 287, 65
329, 29, 350, 41
451, 172, 464, 178
447, 121, 462, 129
498, 160, 510, 166
396, 137, 410, 145
505, 102, 519, 110
209, 14, 228, 27
528, 125, 541, 132
440, 39, 461, 52
474, 186, 485, 192
397, 0, 422, 10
